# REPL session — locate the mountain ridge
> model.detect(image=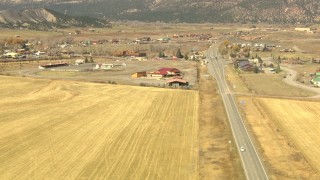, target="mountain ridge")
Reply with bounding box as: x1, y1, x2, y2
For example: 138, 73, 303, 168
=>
0, 8, 111, 29
0, 0, 319, 23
